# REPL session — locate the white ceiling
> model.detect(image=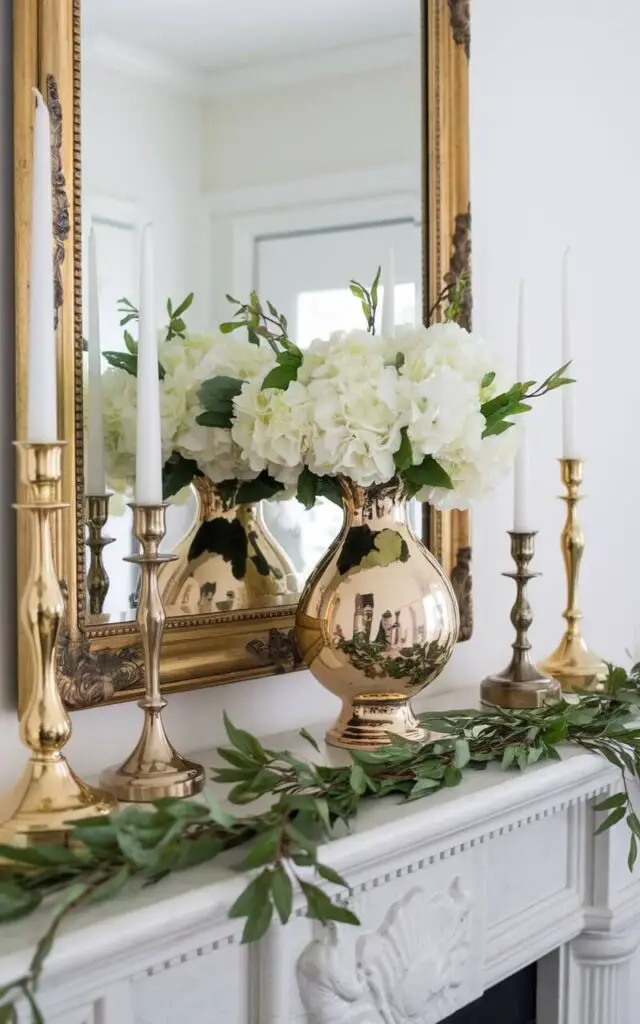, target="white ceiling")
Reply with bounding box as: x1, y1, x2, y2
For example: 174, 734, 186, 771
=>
83, 0, 419, 72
